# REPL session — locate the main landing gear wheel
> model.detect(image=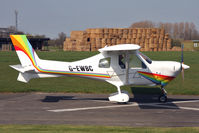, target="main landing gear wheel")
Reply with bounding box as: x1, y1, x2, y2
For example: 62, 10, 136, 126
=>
108, 86, 129, 103
159, 86, 167, 103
